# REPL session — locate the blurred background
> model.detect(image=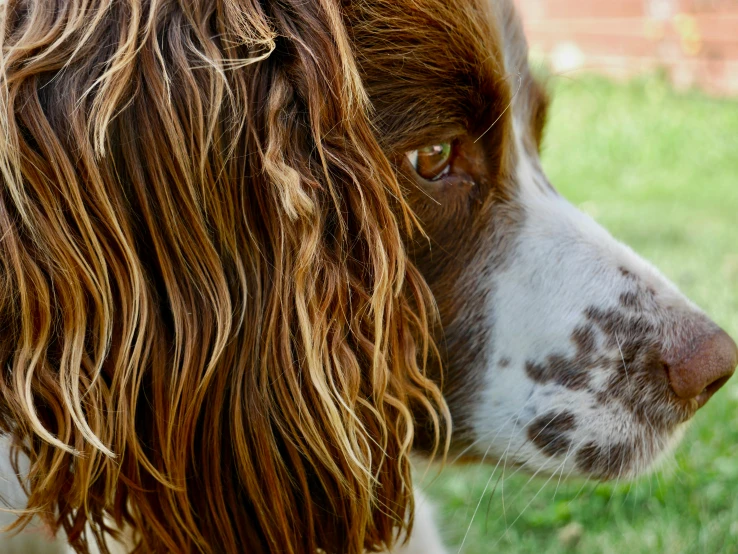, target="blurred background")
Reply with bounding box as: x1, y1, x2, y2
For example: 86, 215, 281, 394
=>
518, 0, 738, 95
423, 1, 738, 553
2, 1, 738, 553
